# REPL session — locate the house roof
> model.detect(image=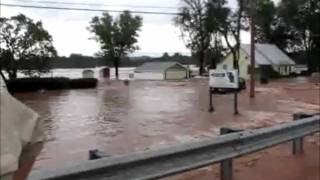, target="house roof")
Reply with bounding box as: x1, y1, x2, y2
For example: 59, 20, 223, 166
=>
241, 45, 271, 65
135, 62, 186, 73
241, 44, 295, 66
